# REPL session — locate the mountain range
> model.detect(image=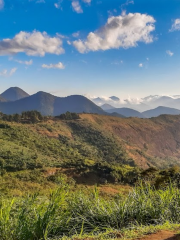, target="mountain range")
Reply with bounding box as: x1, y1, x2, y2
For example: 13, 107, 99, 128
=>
106, 106, 180, 118
0, 88, 104, 116
0, 87, 180, 118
